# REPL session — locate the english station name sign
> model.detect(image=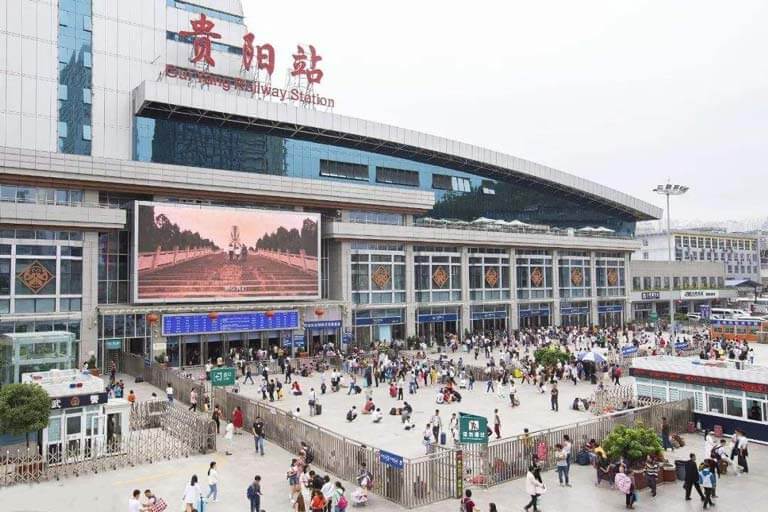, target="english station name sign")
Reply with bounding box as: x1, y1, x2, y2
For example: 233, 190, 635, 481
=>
167, 13, 336, 108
